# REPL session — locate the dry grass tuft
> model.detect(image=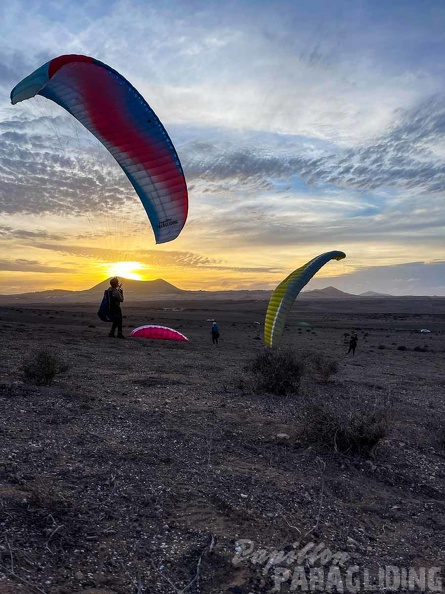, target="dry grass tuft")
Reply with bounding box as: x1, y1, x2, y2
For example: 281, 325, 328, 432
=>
22, 350, 69, 386
305, 352, 340, 383
300, 402, 391, 458
246, 348, 305, 396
